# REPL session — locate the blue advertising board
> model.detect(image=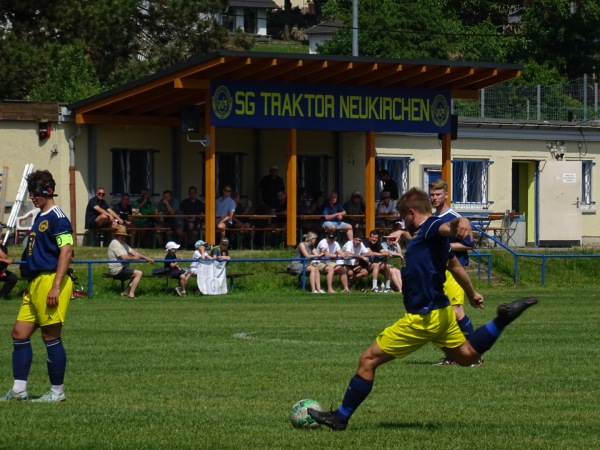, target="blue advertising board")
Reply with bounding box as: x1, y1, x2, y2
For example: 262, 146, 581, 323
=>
211, 80, 450, 134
